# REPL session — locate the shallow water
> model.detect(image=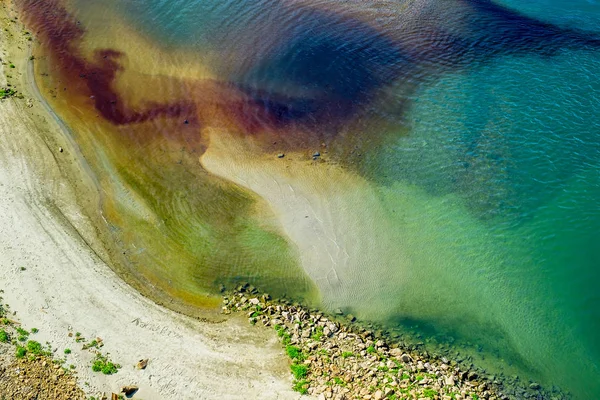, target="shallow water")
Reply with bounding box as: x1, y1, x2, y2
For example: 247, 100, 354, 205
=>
17, 0, 600, 398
